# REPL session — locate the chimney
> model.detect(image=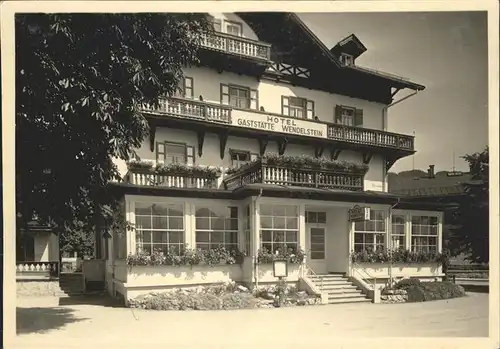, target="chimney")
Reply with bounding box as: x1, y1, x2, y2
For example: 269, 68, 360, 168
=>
427, 165, 435, 178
